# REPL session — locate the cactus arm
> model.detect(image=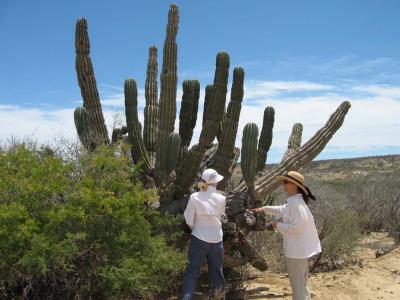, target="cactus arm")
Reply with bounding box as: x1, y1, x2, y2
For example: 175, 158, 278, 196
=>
174, 52, 230, 196
75, 18, 109, 146
282, 123, 303, 161
241, 123, 259, 189
124, 78, 153, 174
256, 107, 275, 172
155, 4, 179, 185
74, 107, 93, 151
212, 67, 245, 189
253, 101, 350, 200
179, 80, 200, 149
143, 46, 159, 164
